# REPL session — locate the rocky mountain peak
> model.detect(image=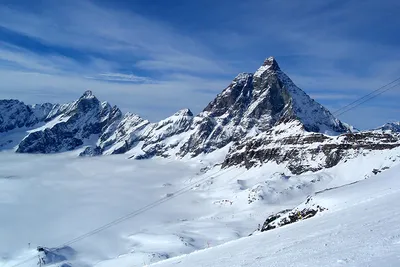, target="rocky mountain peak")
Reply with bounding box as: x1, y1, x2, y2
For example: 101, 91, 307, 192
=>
254, 56, 280, 78
175, 56, 350, 157
202, 72, 253, 118
174, 109, 194, 117
263, 56, 280, 69
67, 90, 101, 115
81, 90, 95, 99
14, 91, 122, 154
